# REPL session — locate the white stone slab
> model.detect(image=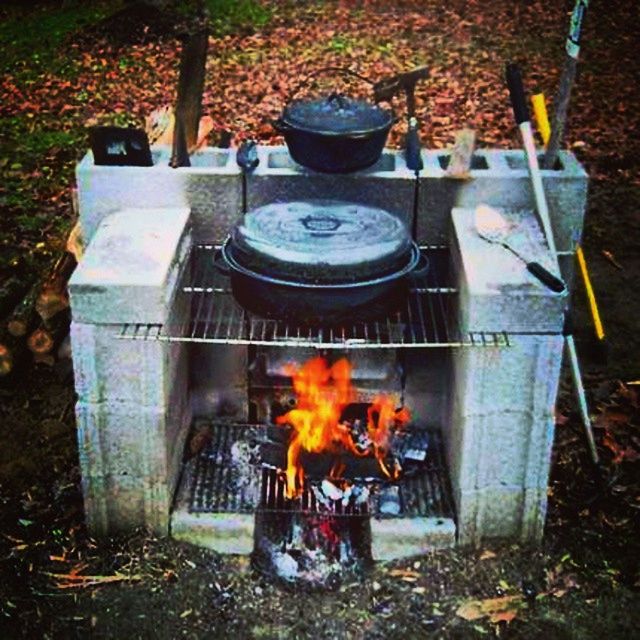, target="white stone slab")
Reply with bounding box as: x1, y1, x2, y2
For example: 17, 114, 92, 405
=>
69, 207, 191, 324
451, 206, 567, 334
